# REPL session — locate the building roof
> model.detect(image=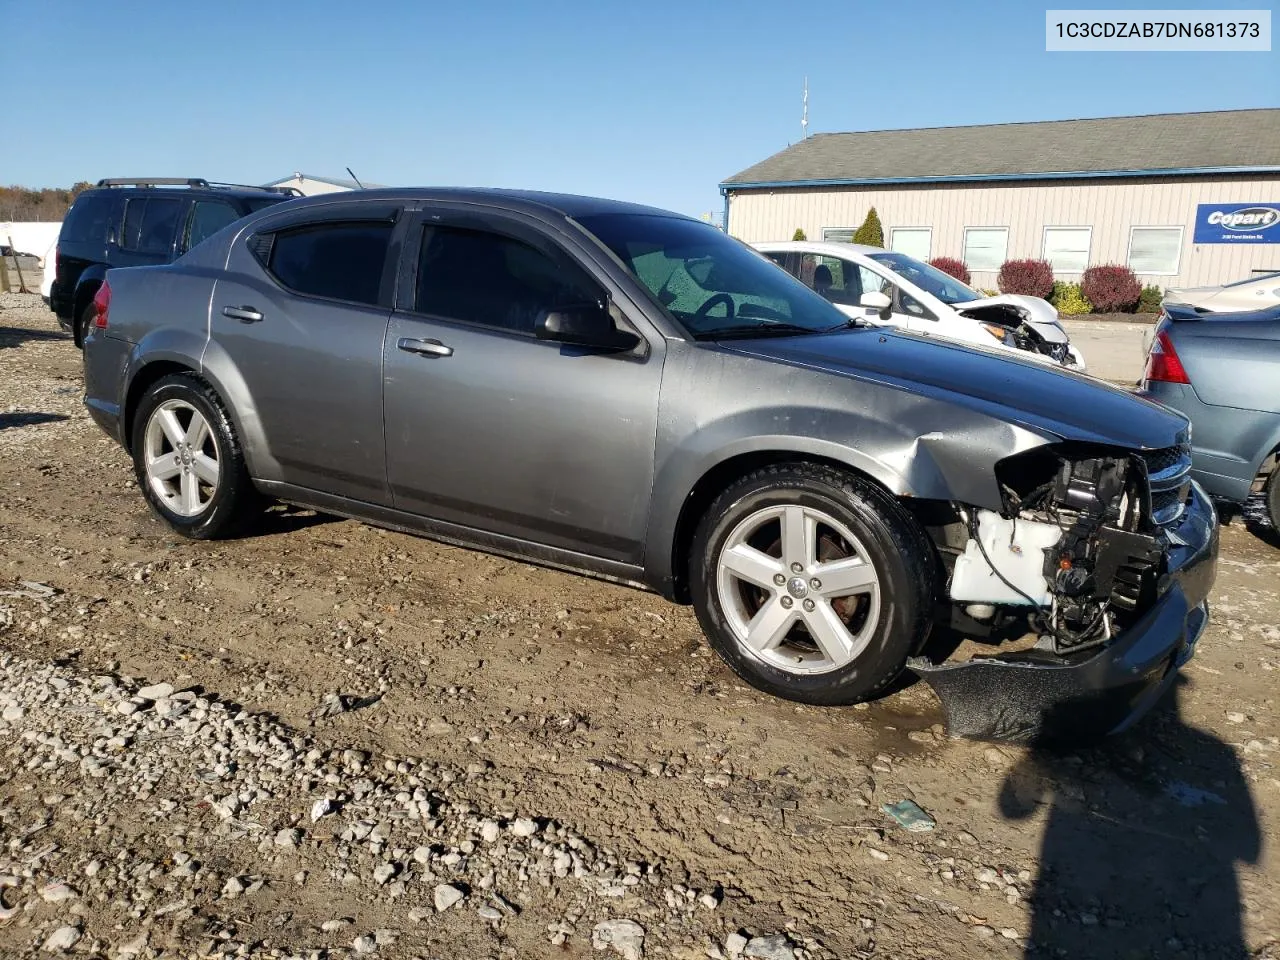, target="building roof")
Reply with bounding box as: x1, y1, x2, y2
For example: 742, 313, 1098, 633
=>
262, 172, 385, 190
722, 109, 1280, 189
